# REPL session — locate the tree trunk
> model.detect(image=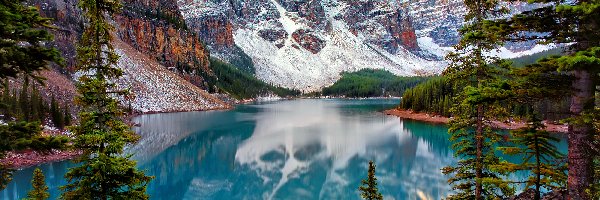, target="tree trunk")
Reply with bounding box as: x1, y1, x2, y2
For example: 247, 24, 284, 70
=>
568, 69, 594, 200
476, 104, 484, 200
535, 135, 541, 200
